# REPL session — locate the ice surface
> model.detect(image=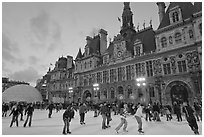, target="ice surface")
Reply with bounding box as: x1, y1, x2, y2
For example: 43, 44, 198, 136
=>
2, 109, 202, 135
